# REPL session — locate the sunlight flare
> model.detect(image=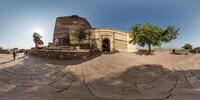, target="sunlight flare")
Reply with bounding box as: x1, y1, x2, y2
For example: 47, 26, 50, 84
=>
33, 28, 43, 35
